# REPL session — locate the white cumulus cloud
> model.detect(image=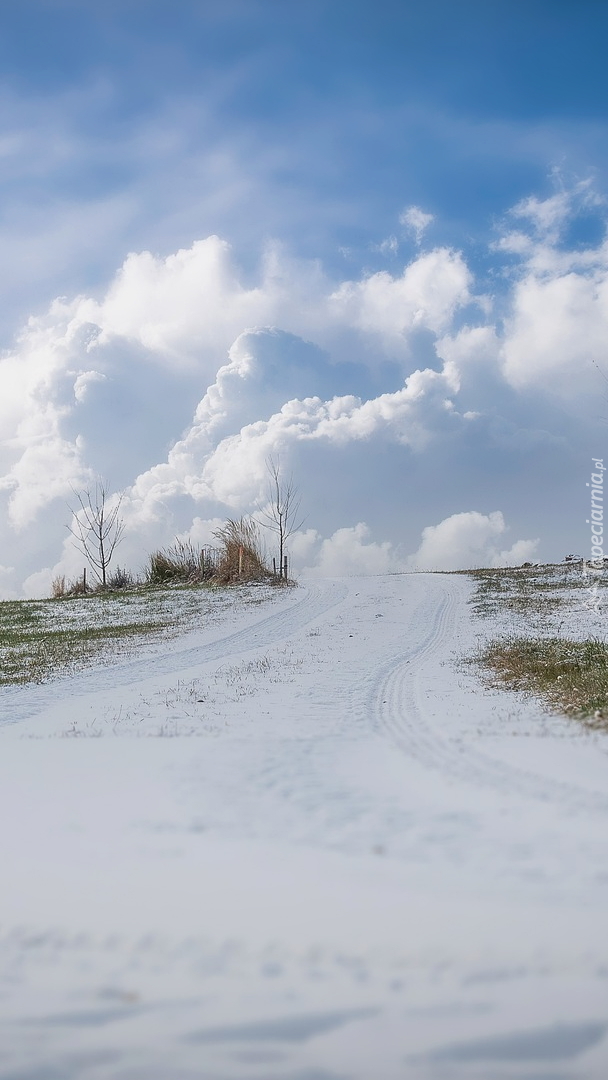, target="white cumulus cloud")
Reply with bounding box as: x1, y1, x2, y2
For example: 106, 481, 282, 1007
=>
408, 511, 539, 571
307, 523, 400, 577
493, 183, 608, 395
0, 183, 604, 597
330, 248, 472, 344
120, 345, 467, 530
